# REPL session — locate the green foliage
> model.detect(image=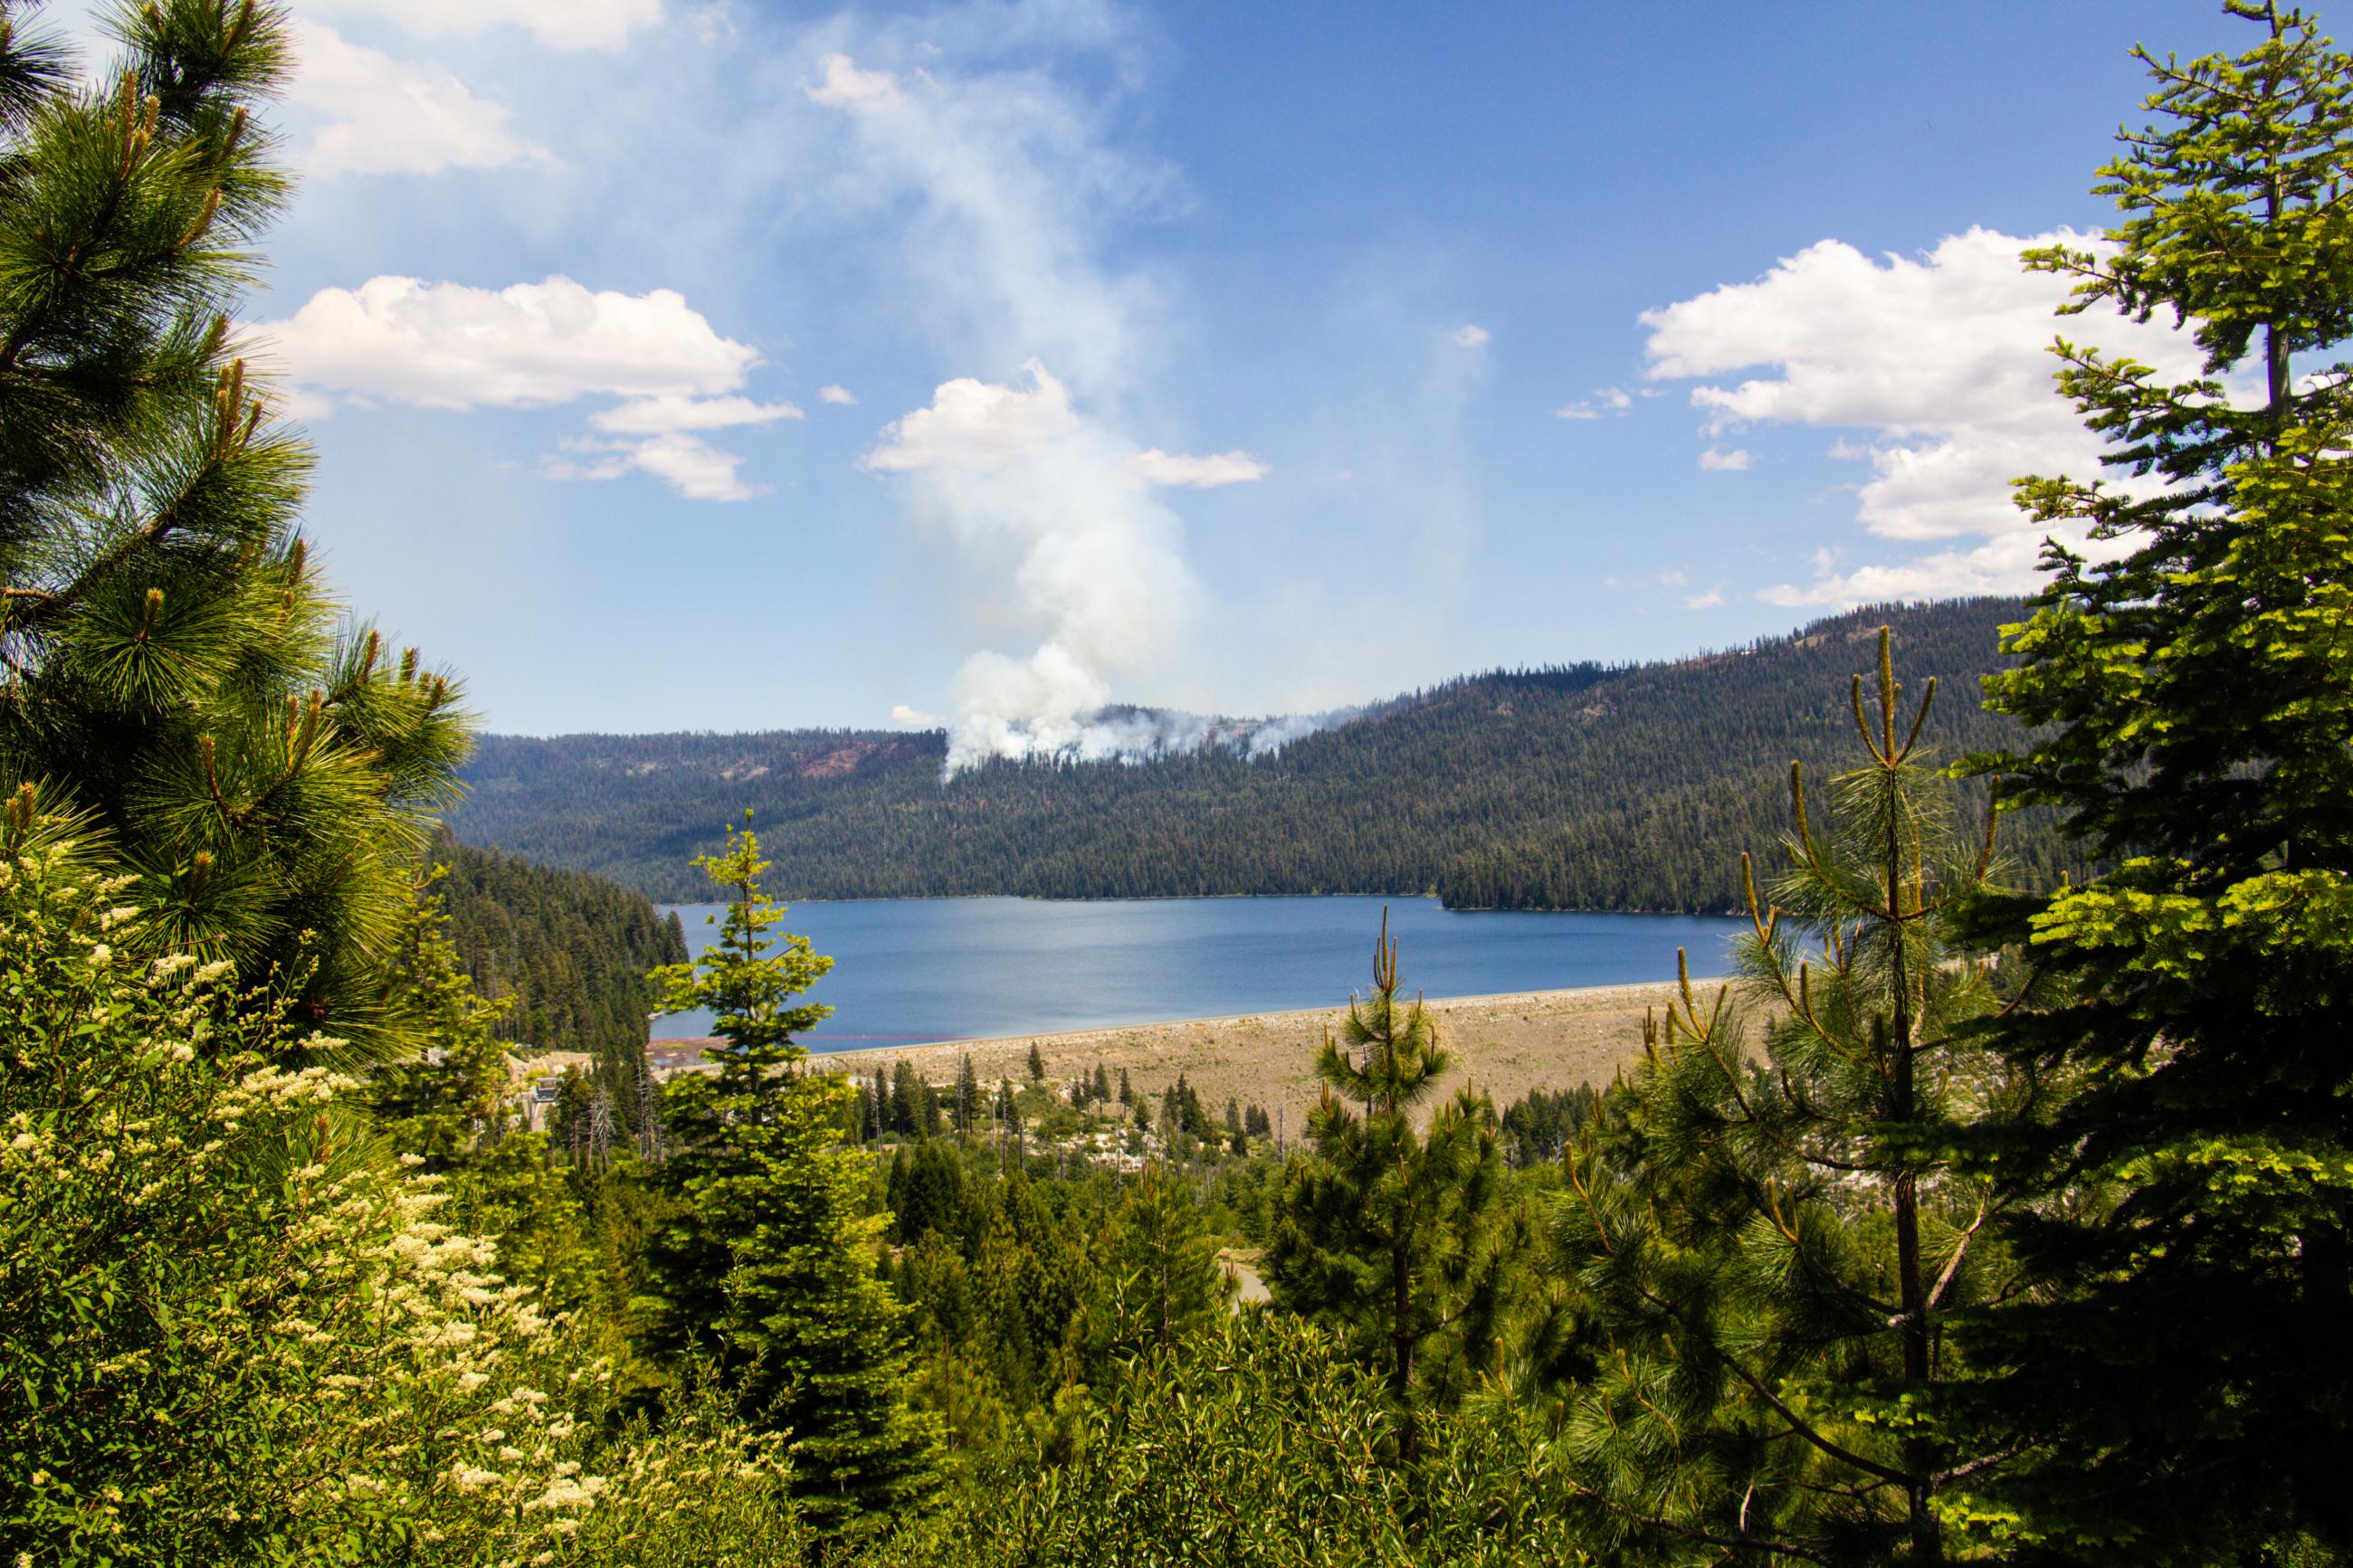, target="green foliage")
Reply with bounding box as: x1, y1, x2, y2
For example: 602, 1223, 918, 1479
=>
1551, 631, 2032, 1563
452, 600, 2071, 912
0, 1, 469, 1052
1959, 5, 2353, 1558
637, 816, 938, 1540
0, 823, 809, 1565
1268, 916, 1511, 1460
368, 861, 510, 1166
861, 1314, 1591, 1568
1091, 1164, 1232, 1357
